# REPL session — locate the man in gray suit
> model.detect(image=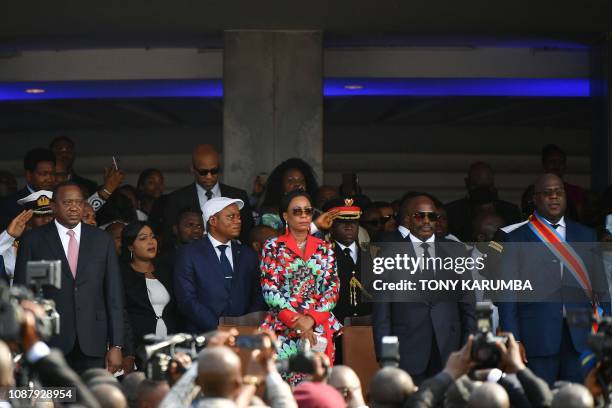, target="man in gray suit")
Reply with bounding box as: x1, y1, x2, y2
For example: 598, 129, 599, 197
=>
372, 193, 475, 384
